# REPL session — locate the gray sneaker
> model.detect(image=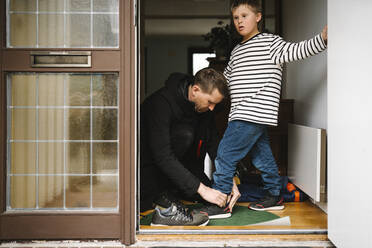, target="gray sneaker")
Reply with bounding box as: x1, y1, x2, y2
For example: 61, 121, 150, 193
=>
151, 204, 209, 226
